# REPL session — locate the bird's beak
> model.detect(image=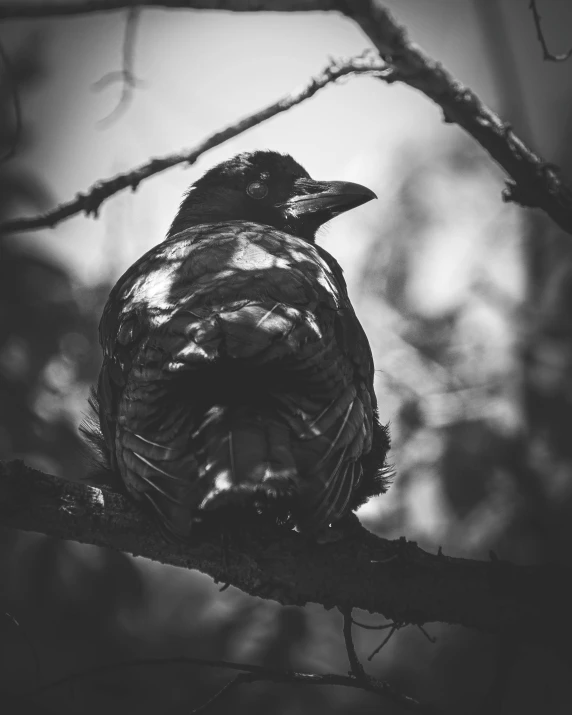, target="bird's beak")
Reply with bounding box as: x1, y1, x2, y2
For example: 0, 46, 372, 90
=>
281, 179, 377, 220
